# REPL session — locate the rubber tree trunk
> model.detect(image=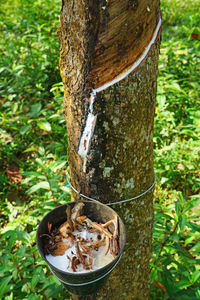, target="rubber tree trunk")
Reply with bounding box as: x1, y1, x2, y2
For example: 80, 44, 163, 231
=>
58, 0, 161, 299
